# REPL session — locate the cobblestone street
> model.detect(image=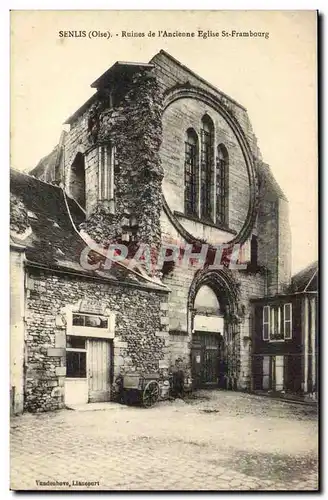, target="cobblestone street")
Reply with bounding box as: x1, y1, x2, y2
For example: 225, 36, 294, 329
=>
10, 390, 318, 491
